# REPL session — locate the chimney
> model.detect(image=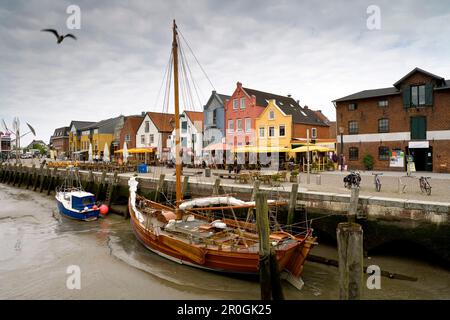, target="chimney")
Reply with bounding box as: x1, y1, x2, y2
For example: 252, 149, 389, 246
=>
296, 100, 300, 105
237, 81, 242, 88
287, 94, 292, 98
304, 105, 308, 109
141, 111, 146, 116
